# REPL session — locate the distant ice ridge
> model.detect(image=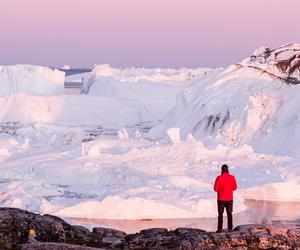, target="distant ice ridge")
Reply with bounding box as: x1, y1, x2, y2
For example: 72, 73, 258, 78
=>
81, 64, 214, 94
0, 65, 65, 96
149, 43, 300, 157
90, 64, 212, 82
81, 64, 214, 121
